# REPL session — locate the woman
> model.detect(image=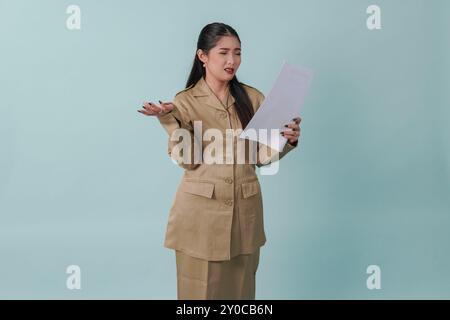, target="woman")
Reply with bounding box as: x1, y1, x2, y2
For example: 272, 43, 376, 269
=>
138, 22, 302, 299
